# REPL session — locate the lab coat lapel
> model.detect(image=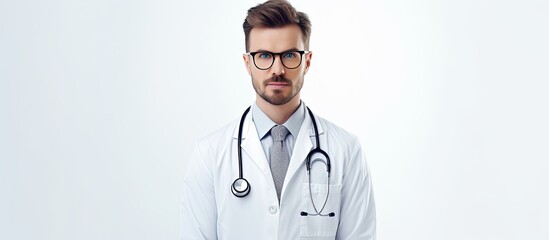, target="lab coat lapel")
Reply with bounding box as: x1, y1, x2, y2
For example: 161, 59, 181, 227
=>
234, 108, 275, 186
281, 110, 324, 199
